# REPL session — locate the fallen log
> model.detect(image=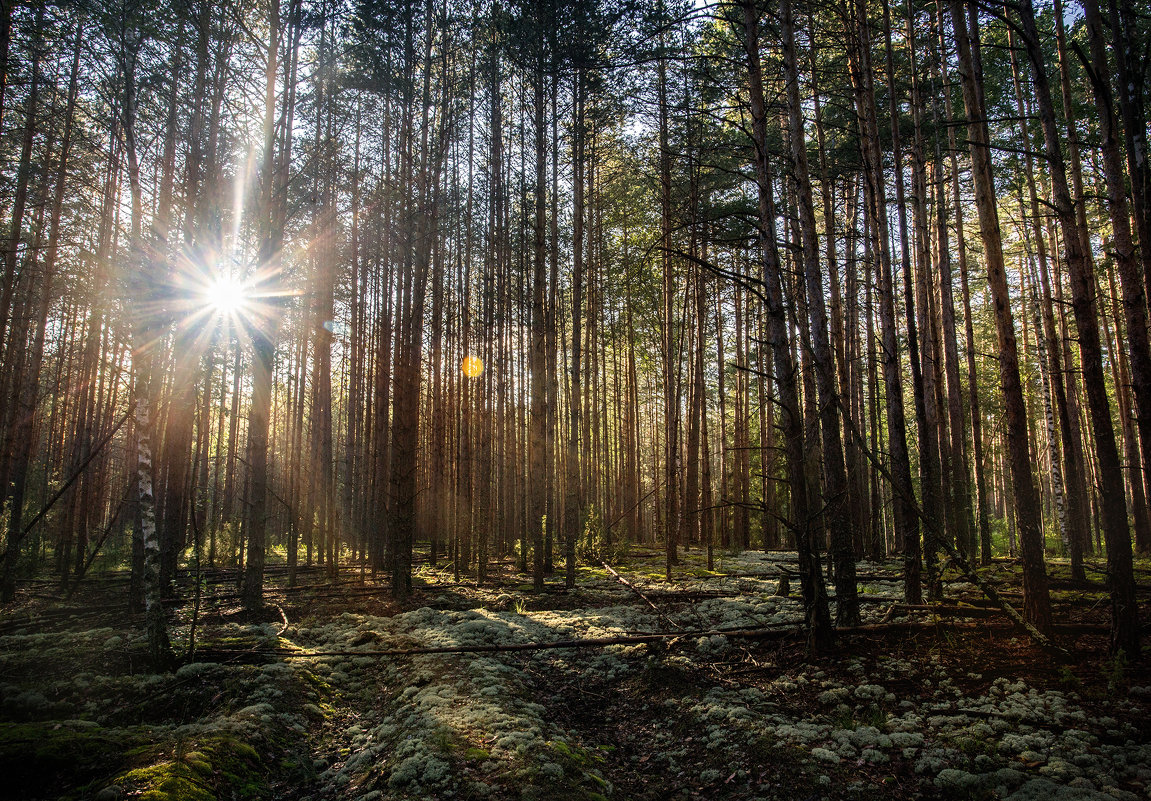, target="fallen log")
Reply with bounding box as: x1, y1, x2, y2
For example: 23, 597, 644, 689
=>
192, 619, 1105, 662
